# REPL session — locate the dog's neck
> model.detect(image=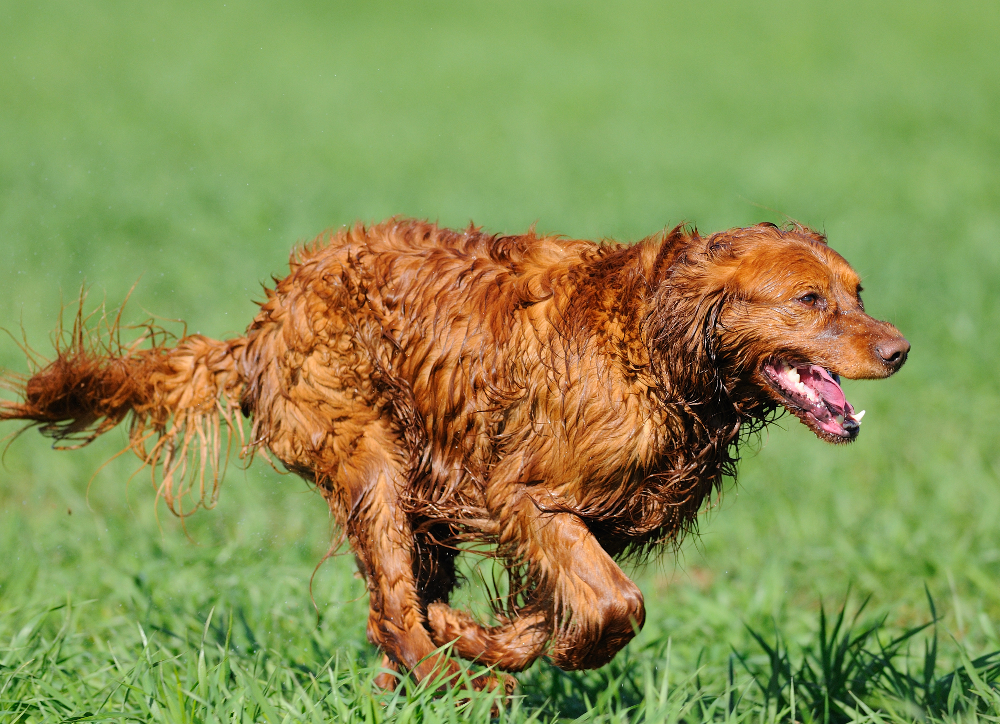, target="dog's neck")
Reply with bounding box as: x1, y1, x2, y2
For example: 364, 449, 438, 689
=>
535, 234, 753, 554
